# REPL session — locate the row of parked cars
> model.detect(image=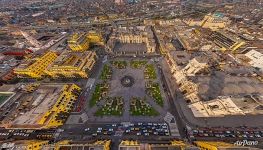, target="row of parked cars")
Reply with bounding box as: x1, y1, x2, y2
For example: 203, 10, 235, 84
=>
0, 129, 56, 140
190, 127, 263, 139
